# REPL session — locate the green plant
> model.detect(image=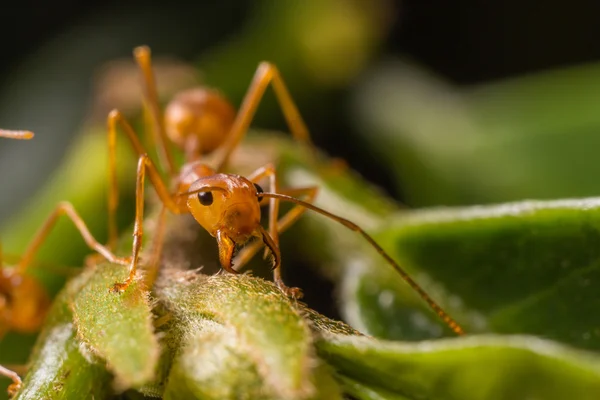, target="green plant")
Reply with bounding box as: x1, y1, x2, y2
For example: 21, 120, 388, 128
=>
2, 131, 600, 399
